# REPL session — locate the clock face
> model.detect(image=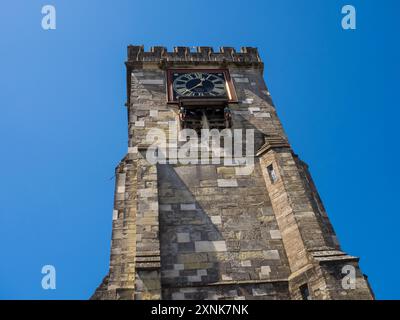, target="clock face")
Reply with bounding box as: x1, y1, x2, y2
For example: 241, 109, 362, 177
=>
172, 72, 227, 98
